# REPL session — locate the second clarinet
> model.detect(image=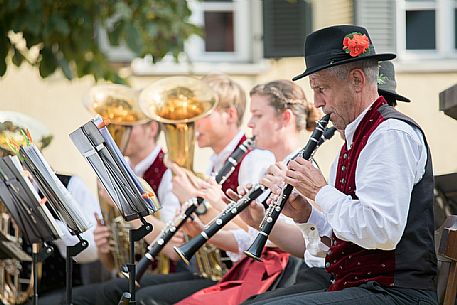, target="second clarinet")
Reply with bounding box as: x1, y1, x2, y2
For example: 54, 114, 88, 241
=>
132, 136, 255, 282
